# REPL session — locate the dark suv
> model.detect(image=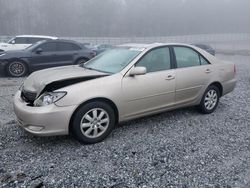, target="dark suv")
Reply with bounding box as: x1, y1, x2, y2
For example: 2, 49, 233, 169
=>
0, 39, 96, 77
